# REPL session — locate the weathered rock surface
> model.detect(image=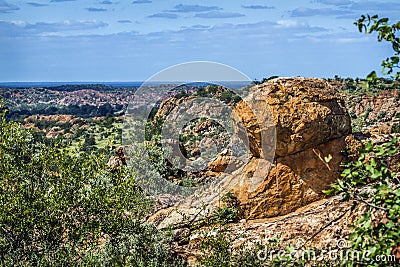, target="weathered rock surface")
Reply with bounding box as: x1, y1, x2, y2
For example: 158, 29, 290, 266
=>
175, 194, 365, 265
226, 78, 351, 218
235, 77, 351, 157
149, 77, 352, 227
234, 137, 348, 219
